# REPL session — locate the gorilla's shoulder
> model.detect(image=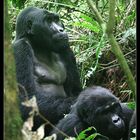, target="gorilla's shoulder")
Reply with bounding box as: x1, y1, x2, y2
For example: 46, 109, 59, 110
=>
13, 38, 33, 57
13, 38, 30, 47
